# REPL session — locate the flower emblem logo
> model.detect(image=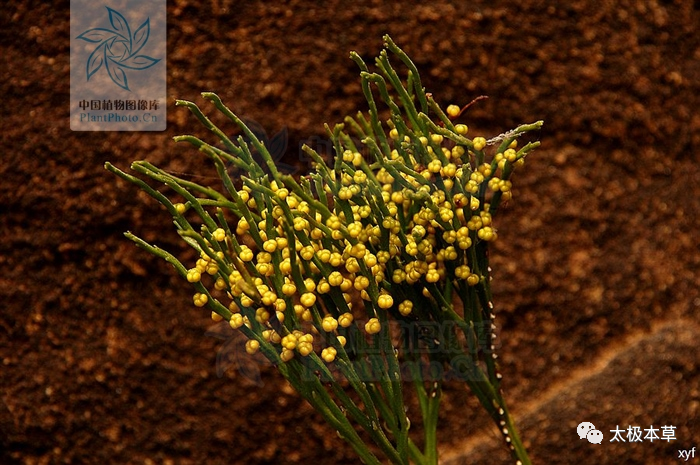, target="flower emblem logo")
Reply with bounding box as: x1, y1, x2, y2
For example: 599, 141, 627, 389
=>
76, 7, 161, 91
